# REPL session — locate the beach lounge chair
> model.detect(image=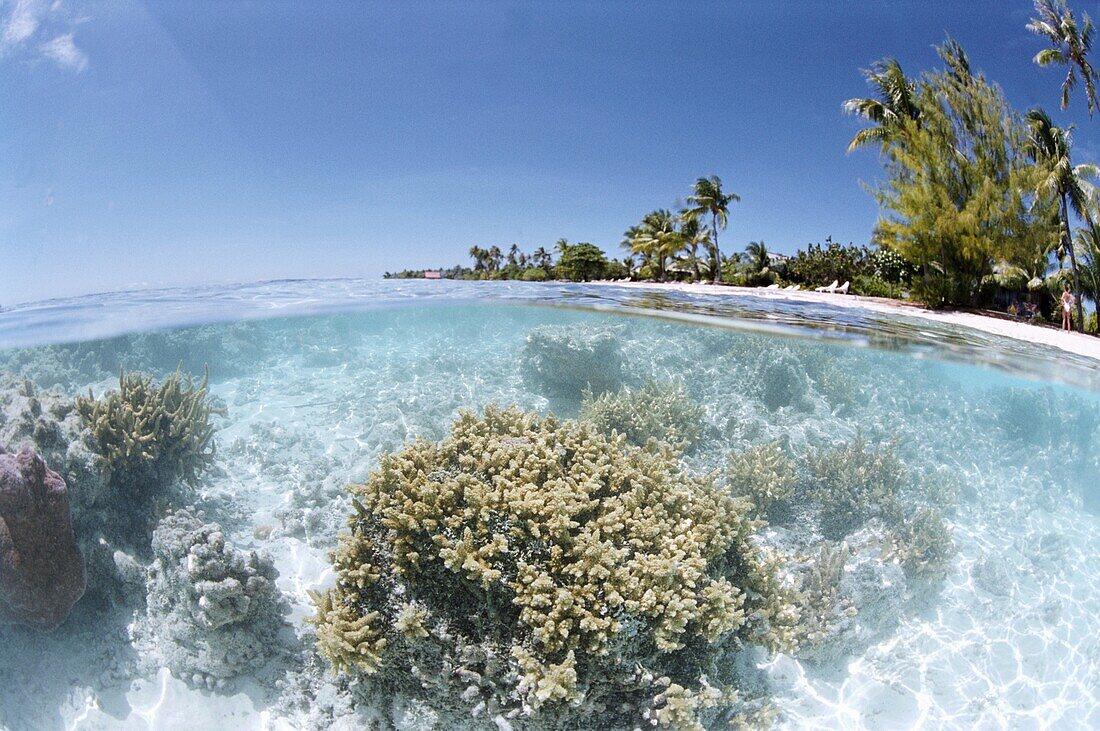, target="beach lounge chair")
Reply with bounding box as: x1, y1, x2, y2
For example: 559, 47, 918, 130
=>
835, 281, 850, 294
784, 284, 800, 291
815, 280, 838, 293
765, 283, 781, 289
